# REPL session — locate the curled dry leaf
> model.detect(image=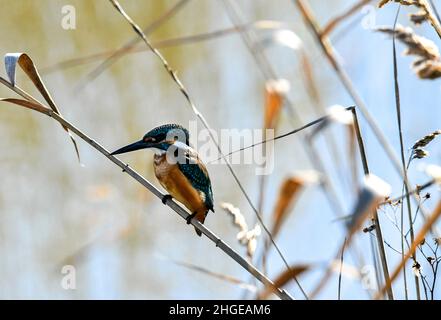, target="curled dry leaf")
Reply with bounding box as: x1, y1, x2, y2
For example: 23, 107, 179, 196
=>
327, 105, 353, 125
424, 164, 441, 184
347, 174, 391, 231
258, 265, 309, 299
330, 260, 361, 280
258, 29, 303, 52
376, 25, 441, 79
264, 79, 290, 130
272, 177, 302, 237
310, 105, 353, 138
271, 171, 320, 237
2, 53, 81, 161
